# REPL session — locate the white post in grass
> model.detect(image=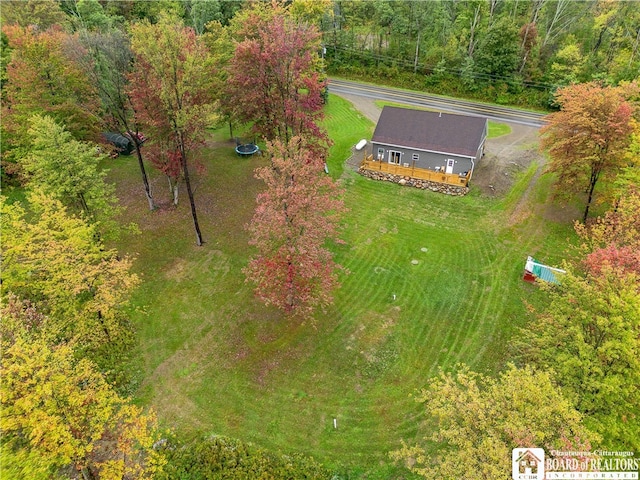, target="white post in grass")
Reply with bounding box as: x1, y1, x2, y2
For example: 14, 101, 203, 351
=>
334, 418, 337, 429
